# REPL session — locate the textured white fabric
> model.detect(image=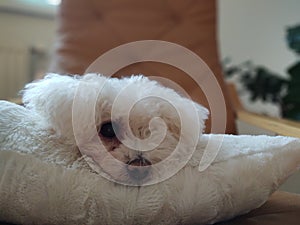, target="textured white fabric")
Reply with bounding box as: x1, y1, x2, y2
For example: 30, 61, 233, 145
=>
0, 134, 299, 225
